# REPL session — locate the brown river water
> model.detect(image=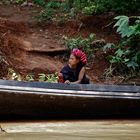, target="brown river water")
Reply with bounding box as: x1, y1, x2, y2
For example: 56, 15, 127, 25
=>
0, 120, 140, 140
